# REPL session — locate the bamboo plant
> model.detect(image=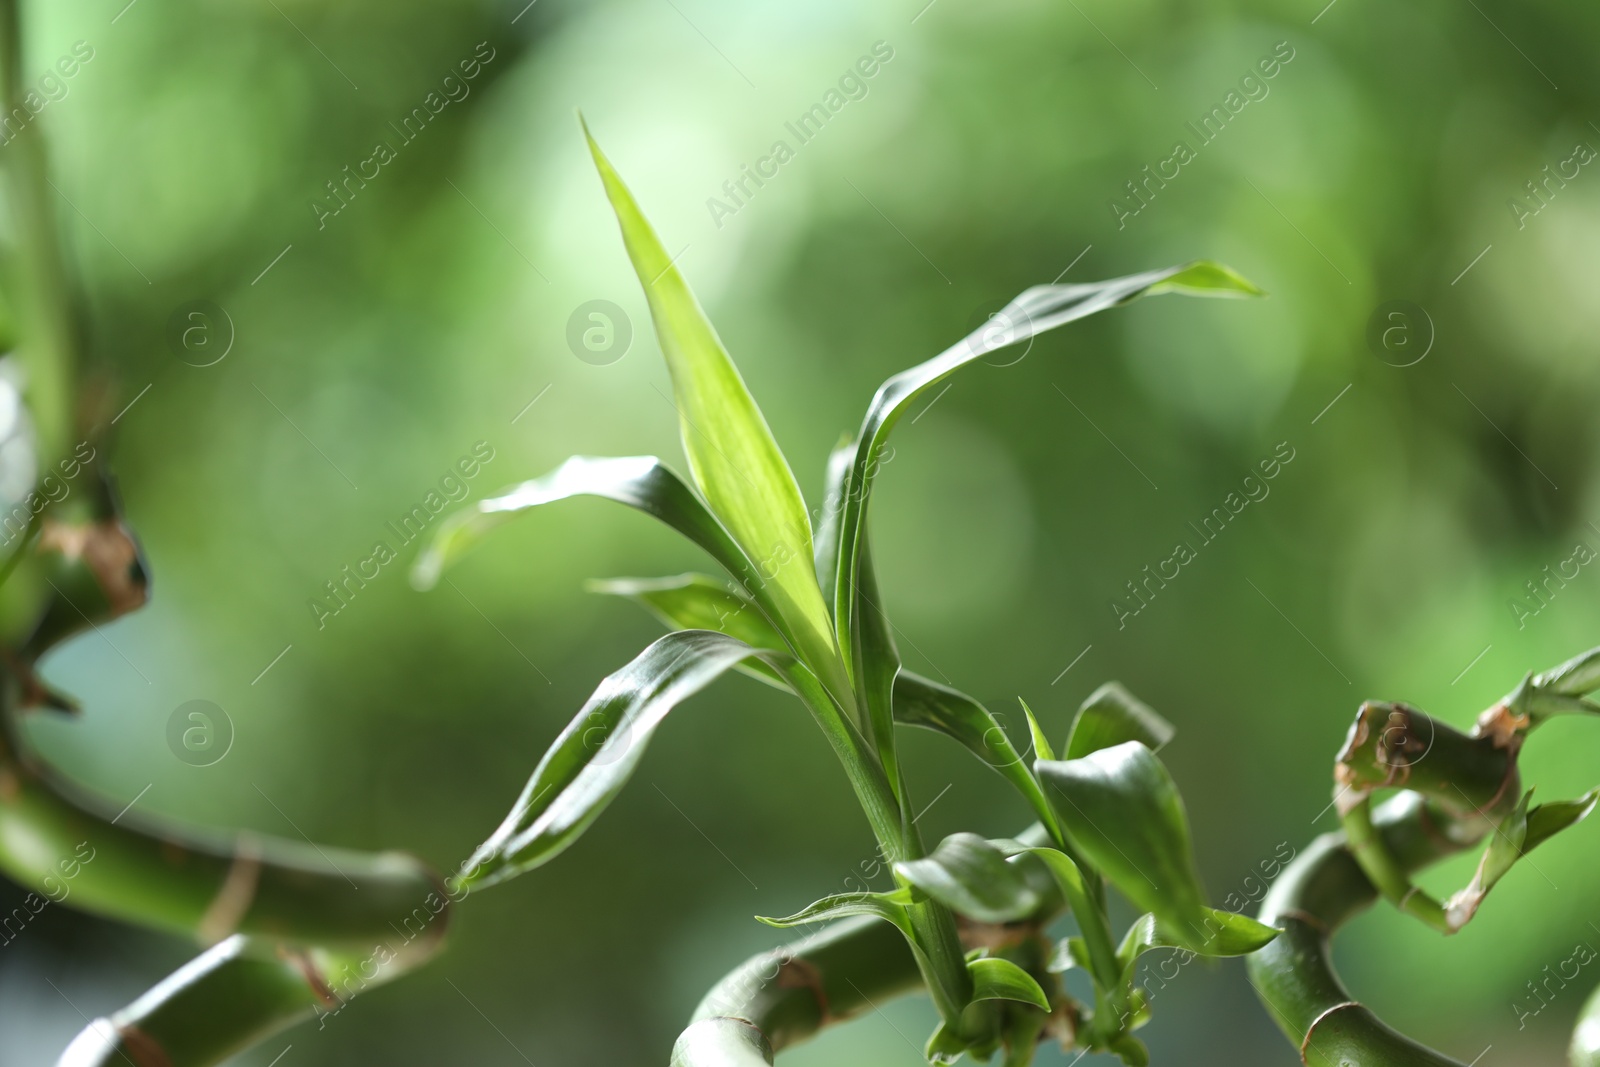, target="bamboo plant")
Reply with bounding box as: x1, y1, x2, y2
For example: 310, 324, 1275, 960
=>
408, 120, 1278, 1066
12, 6, 1598, 1058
